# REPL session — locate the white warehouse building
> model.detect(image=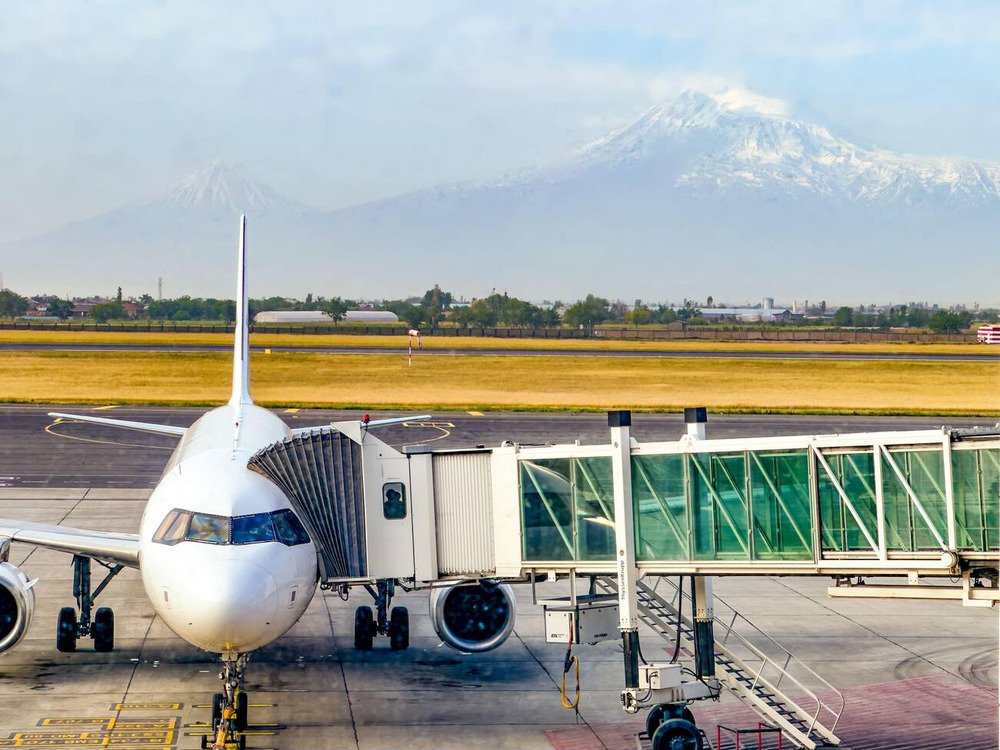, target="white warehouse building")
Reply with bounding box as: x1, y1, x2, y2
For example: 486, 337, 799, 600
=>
254, 310, 400, 324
